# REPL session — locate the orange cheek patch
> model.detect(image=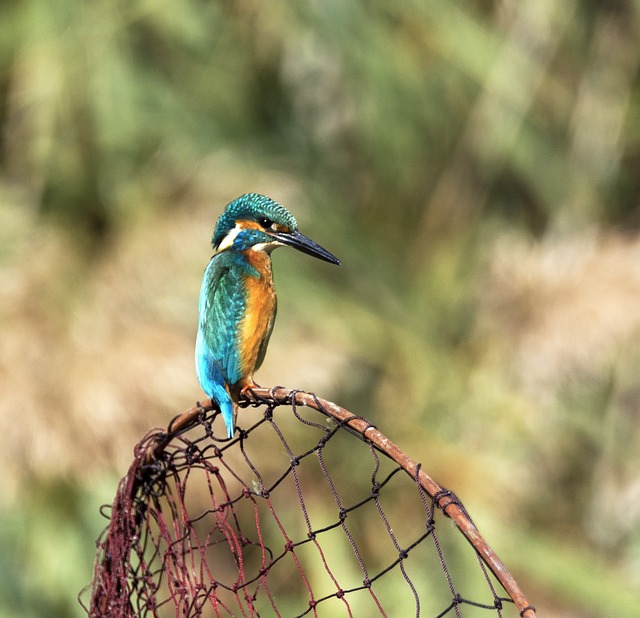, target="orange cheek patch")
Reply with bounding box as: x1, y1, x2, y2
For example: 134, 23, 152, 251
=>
238, 220, 263, 231
238, 219, 291, 234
